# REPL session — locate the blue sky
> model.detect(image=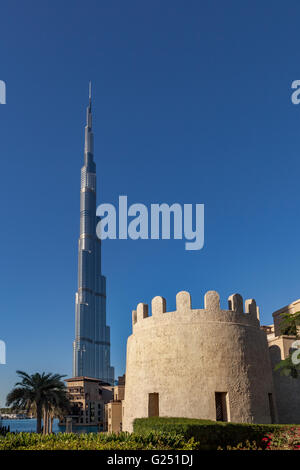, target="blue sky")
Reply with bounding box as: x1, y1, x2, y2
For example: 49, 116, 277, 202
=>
1, 0, 300, 405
